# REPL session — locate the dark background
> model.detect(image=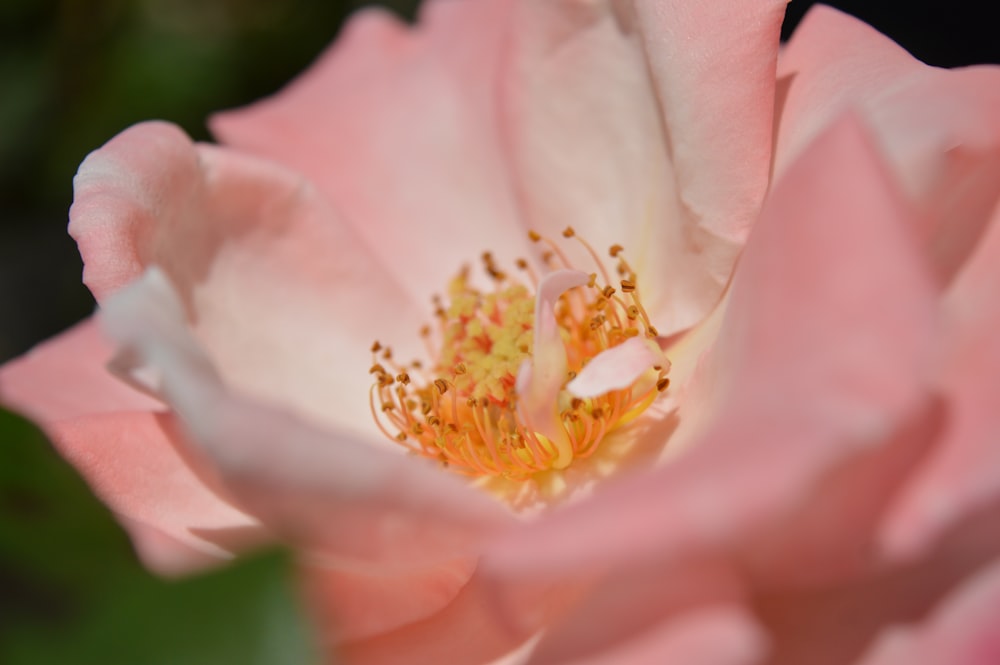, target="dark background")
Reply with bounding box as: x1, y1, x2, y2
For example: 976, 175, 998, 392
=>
1, 0, 998, 364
